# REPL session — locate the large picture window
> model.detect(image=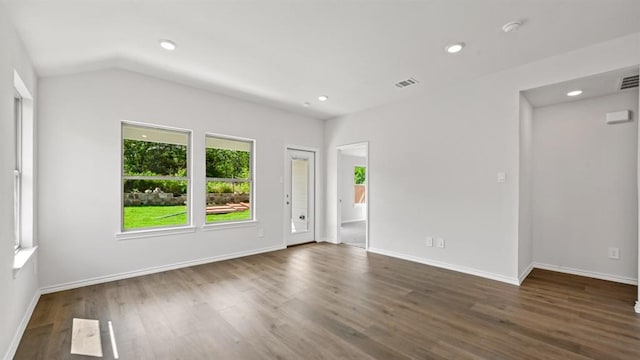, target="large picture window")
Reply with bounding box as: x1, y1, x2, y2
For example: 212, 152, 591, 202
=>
122, 123, 190, 231
205, 135, 254, 224
13, 91, 22, 251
